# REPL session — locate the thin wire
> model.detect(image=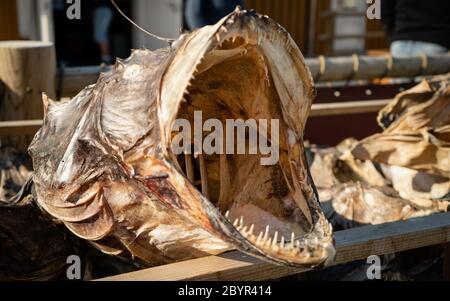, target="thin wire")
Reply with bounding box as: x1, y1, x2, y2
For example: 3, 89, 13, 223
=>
110, 0, 176, 44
